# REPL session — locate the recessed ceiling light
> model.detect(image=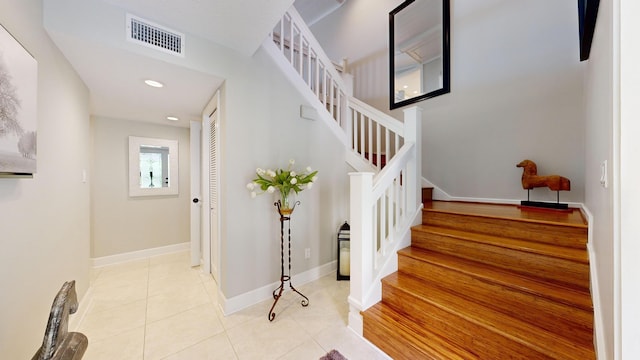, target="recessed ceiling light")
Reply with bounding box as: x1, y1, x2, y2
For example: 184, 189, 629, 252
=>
144, 79, 164, 88
166, 116, 179, 121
